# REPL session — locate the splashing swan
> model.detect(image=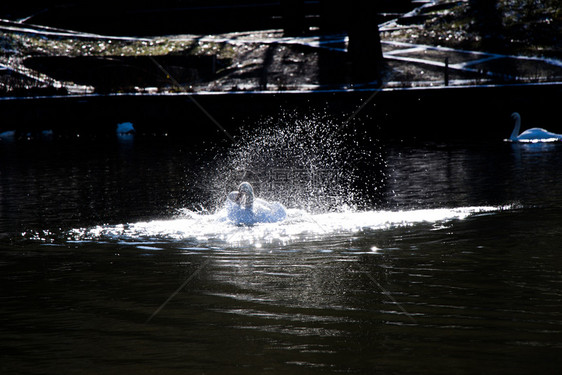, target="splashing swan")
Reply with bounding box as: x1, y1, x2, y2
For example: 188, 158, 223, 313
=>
226, 182, 287, 225
508, 112, 562, 143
